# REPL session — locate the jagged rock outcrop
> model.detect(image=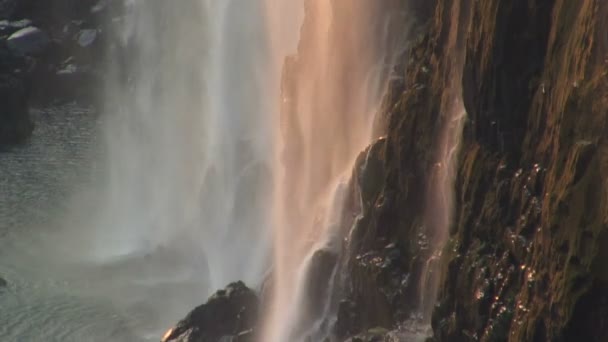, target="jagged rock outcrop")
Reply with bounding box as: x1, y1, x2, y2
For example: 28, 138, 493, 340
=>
6, 26, 50, 55
332, 0, 468, 338
329, 0, 608, 341
162, 282, 259, 342
432, 1, 608, 341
